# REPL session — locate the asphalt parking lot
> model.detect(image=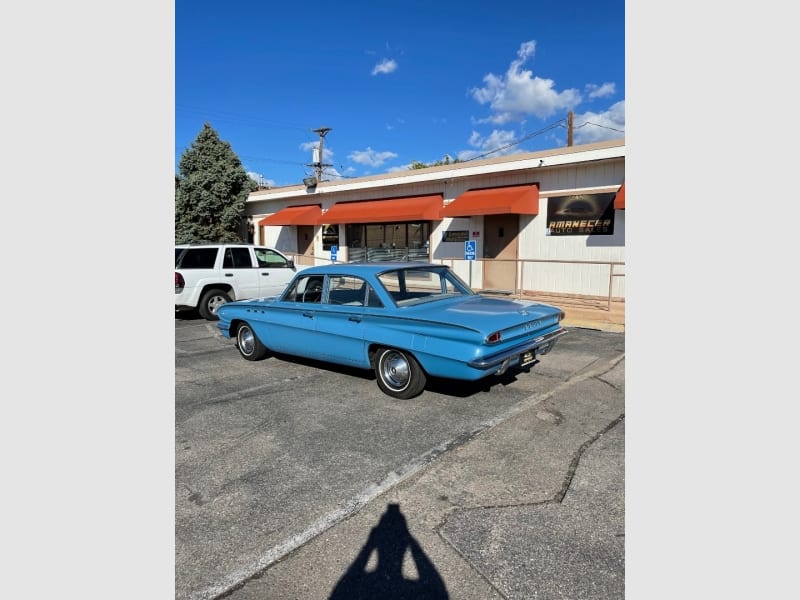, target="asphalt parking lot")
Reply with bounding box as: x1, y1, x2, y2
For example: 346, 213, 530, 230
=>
176, 312, 625, 600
